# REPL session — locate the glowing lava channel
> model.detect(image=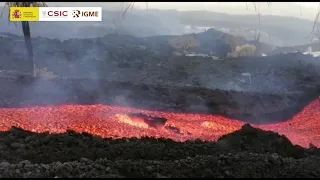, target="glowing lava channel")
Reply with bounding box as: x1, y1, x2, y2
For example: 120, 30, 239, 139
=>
0, 98, 319, 148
